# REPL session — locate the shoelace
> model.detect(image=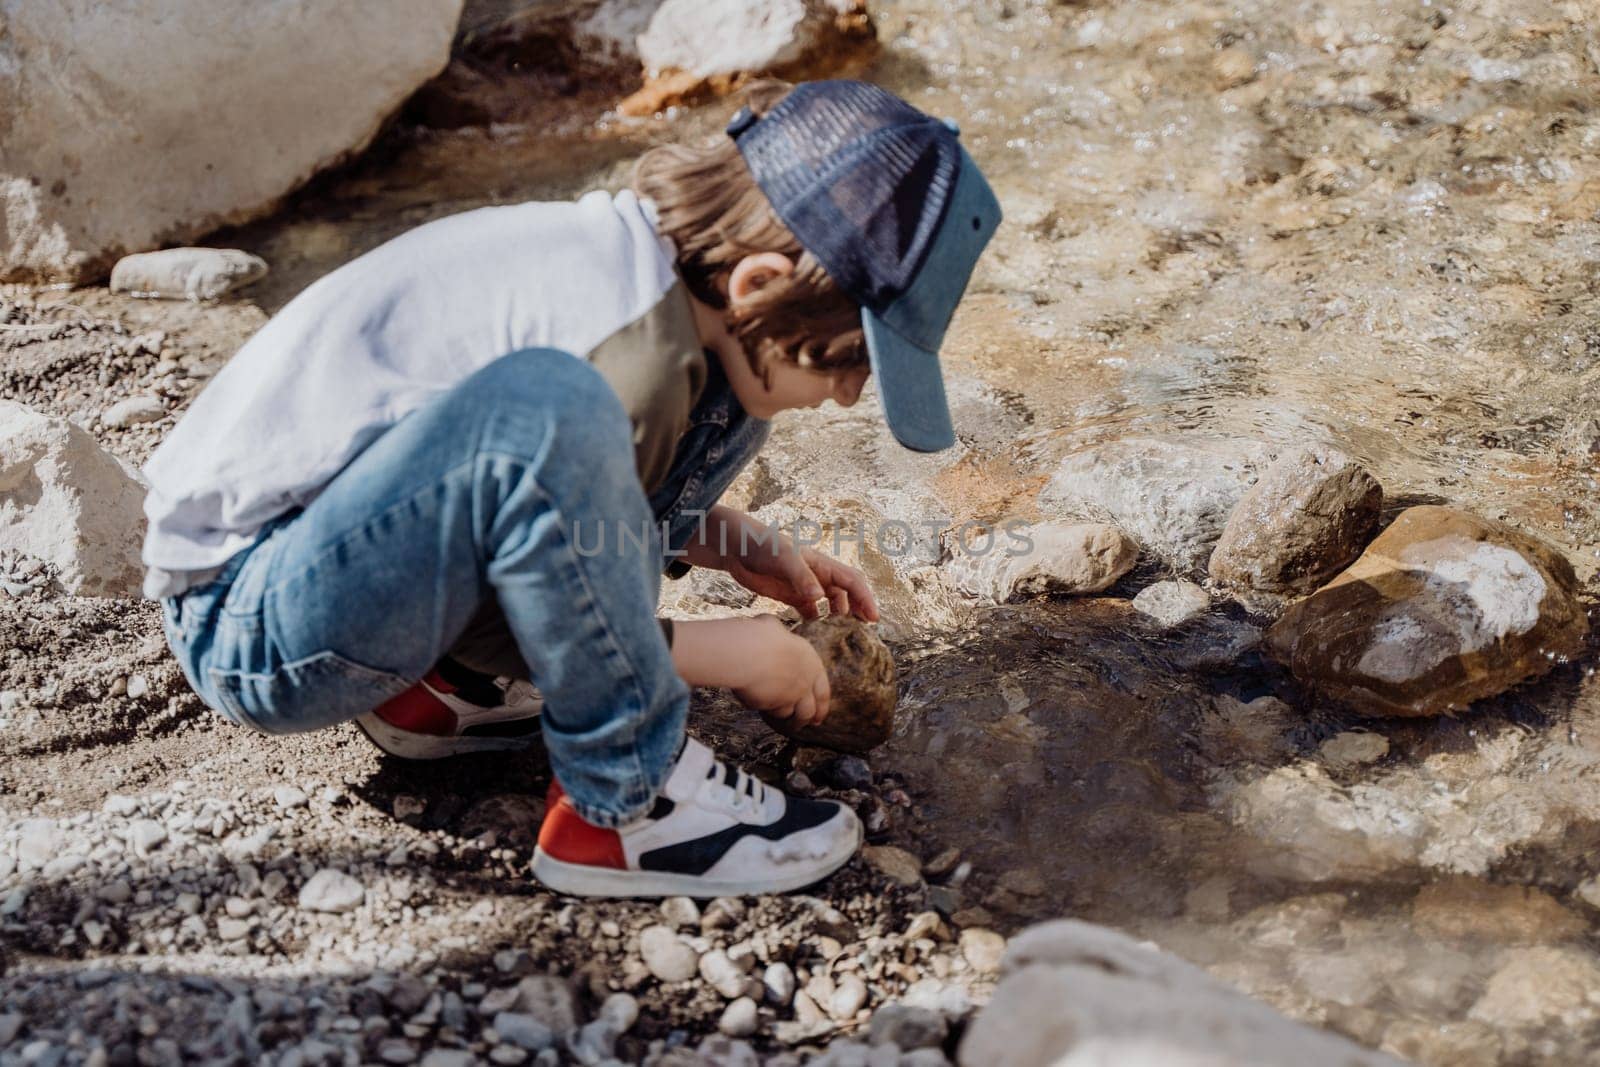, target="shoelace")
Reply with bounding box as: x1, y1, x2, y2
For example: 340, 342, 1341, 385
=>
498, 677, 543, 710
704, 756, 769, 817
